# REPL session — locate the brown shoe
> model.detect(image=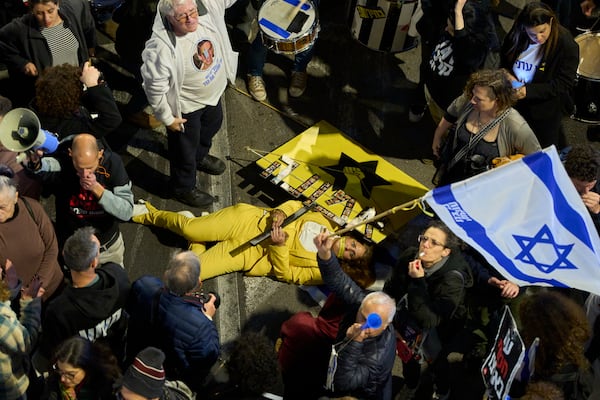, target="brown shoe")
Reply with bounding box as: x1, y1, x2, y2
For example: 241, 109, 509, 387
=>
127, 111, 162, 129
